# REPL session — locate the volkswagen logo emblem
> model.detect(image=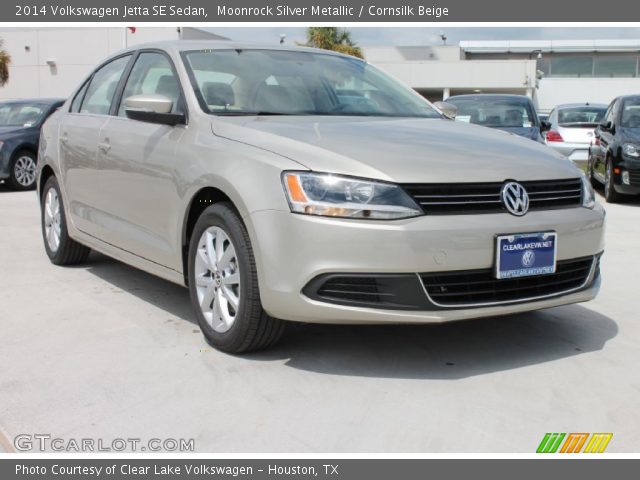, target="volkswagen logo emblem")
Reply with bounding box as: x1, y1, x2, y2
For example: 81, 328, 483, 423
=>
501, 181, 530, 216
521, 249, 536, 267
